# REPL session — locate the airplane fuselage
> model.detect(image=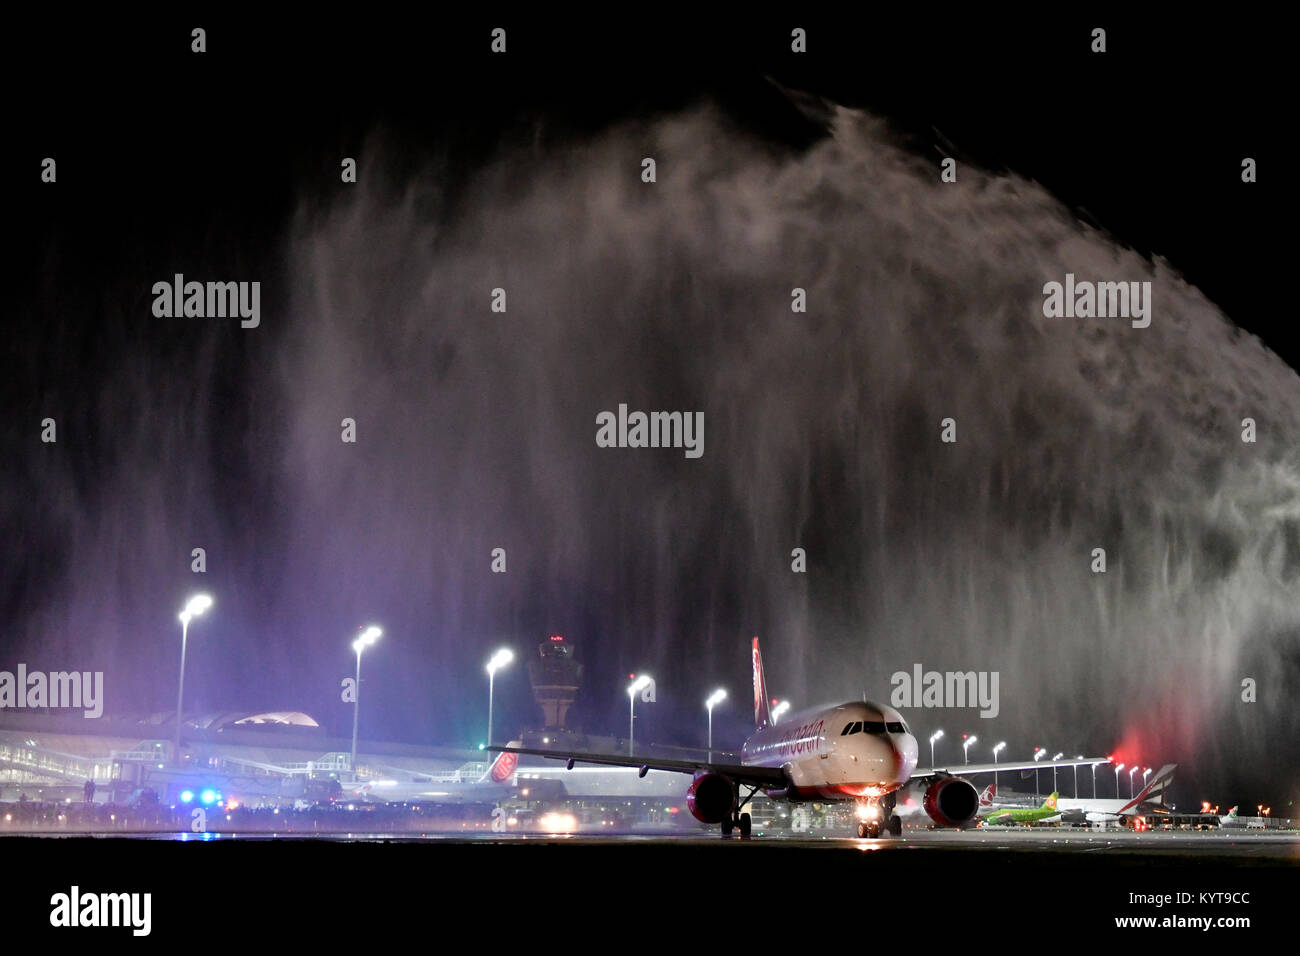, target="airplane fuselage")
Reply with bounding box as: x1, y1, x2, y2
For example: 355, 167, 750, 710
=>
740, 701, 919, 801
